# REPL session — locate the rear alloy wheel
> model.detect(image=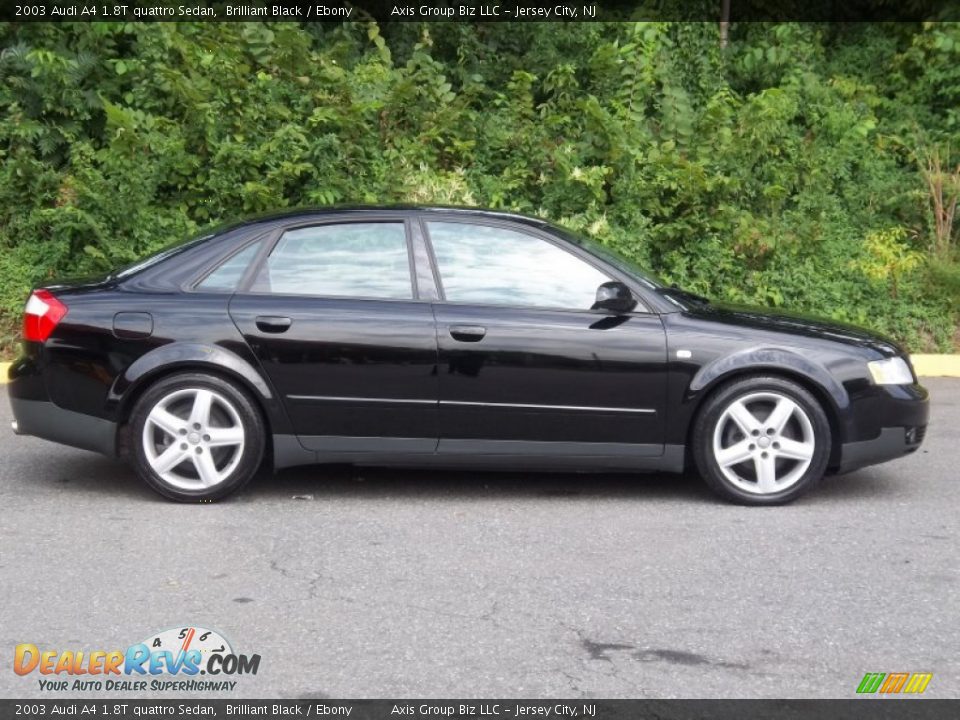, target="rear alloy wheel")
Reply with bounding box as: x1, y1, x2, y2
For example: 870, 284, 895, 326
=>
130, 373, 265, 502
692, 376, 831, 505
